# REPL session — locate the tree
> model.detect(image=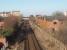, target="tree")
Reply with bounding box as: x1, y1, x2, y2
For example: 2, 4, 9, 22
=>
2, 14, 21, 36
52, 11, 65, 20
